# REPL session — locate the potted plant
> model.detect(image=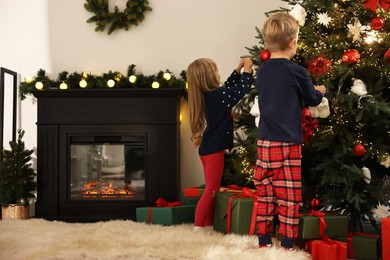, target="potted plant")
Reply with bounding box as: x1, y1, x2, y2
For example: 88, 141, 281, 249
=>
0, 129, 36, 219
